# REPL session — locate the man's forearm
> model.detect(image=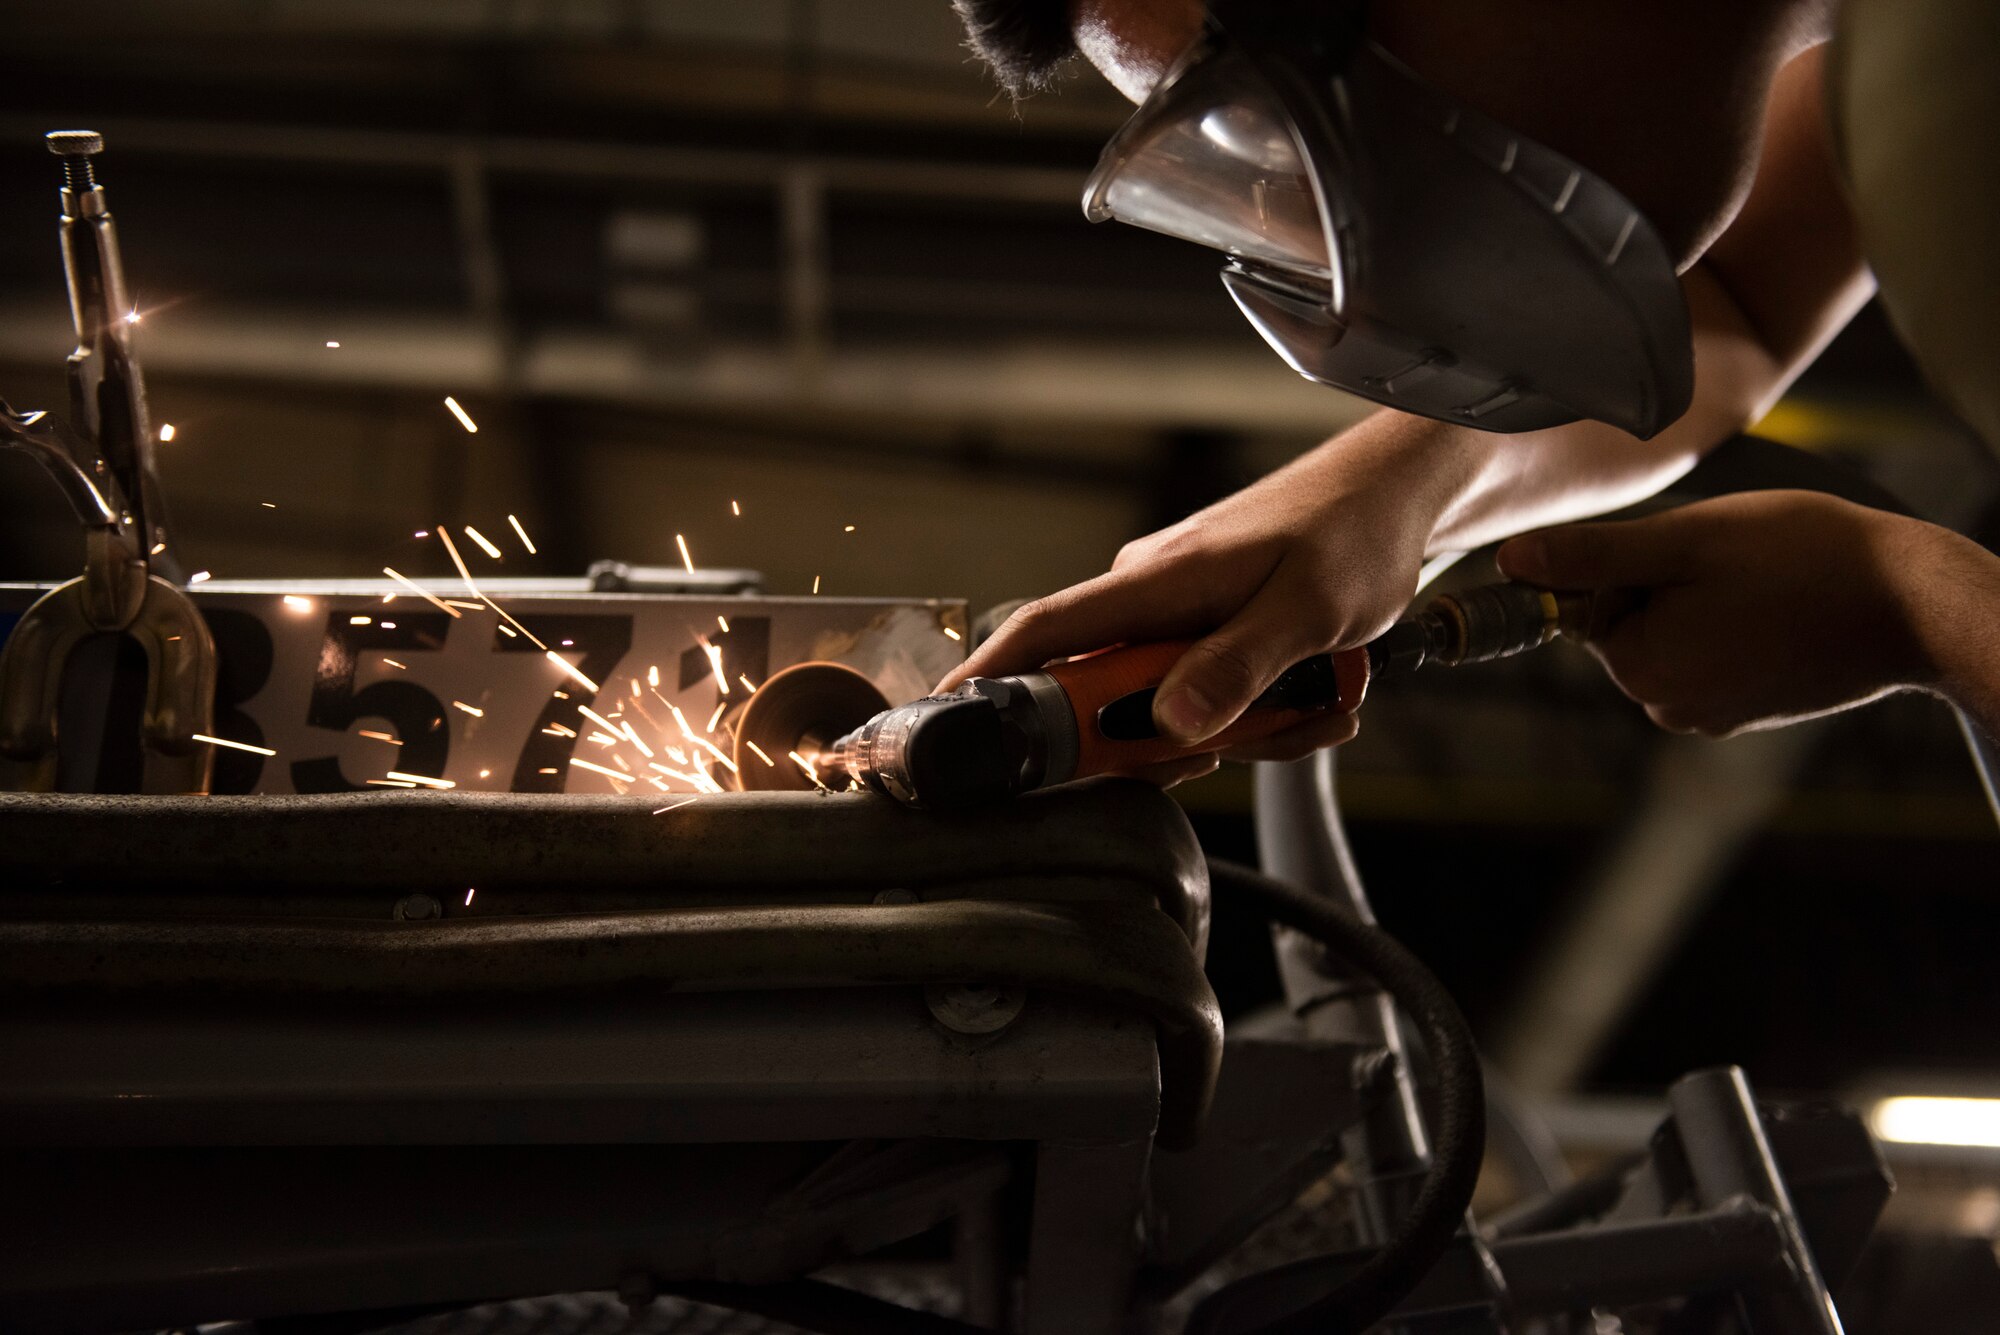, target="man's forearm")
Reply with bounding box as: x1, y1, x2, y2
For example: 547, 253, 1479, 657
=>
1906, 525, 2000, 744
1330, 260, 1799, 558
